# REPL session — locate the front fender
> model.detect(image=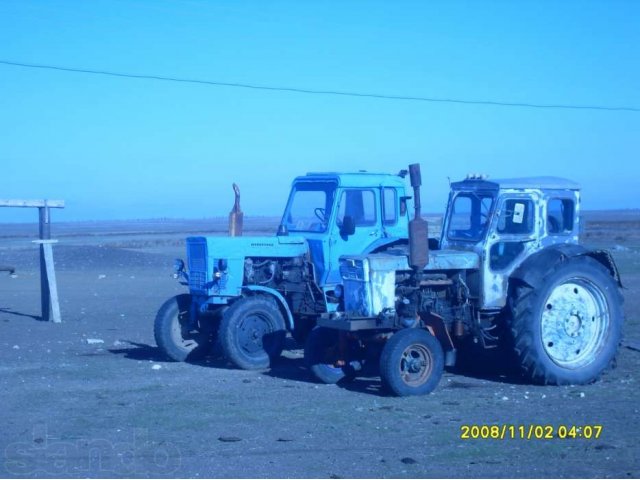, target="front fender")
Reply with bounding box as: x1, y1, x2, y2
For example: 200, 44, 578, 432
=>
242, 285, 295, 330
